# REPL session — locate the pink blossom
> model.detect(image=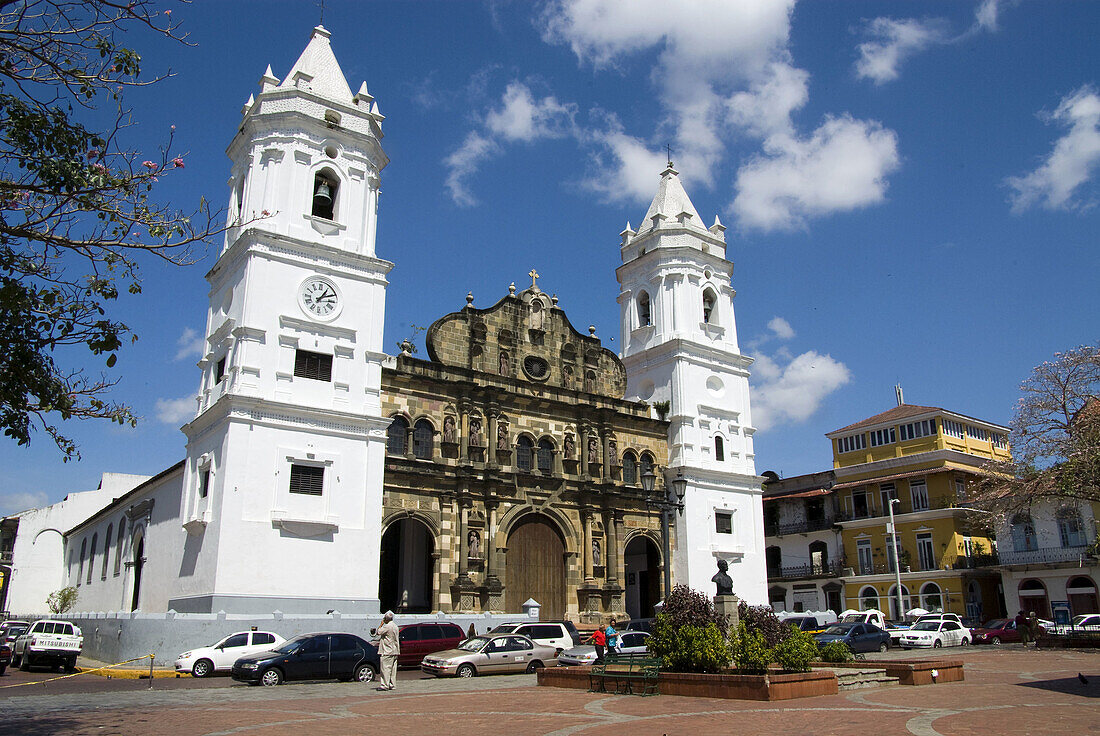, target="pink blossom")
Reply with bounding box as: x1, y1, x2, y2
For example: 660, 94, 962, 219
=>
142, 160, 157, 170
87, 149, 98, 158
172, 157, 185, 168
93, 163, 107, 173
261, 210, 271, 216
